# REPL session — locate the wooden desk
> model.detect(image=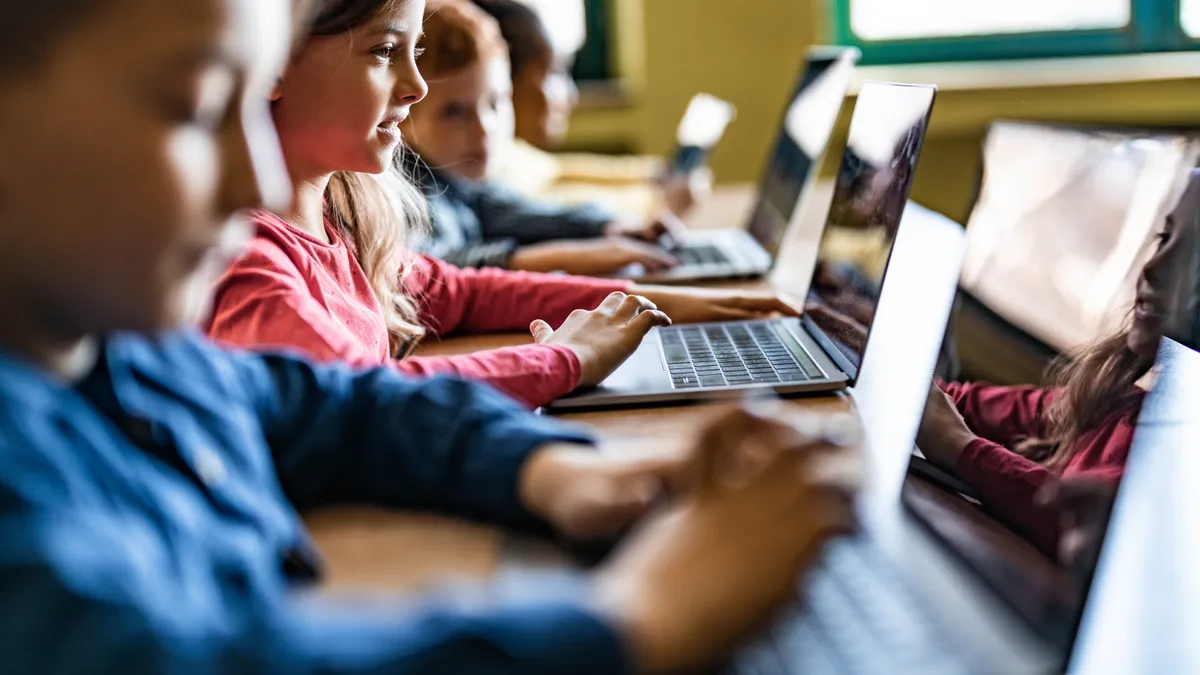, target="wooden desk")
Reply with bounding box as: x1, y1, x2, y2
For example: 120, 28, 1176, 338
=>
305, 186, 1060, 608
